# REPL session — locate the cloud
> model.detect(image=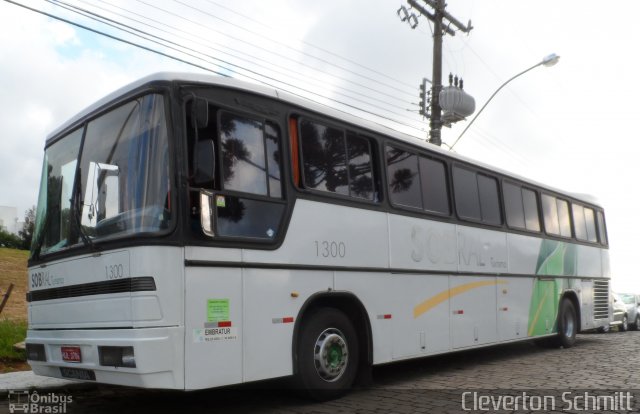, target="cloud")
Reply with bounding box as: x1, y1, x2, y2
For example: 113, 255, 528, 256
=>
0, 2, 196, 215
